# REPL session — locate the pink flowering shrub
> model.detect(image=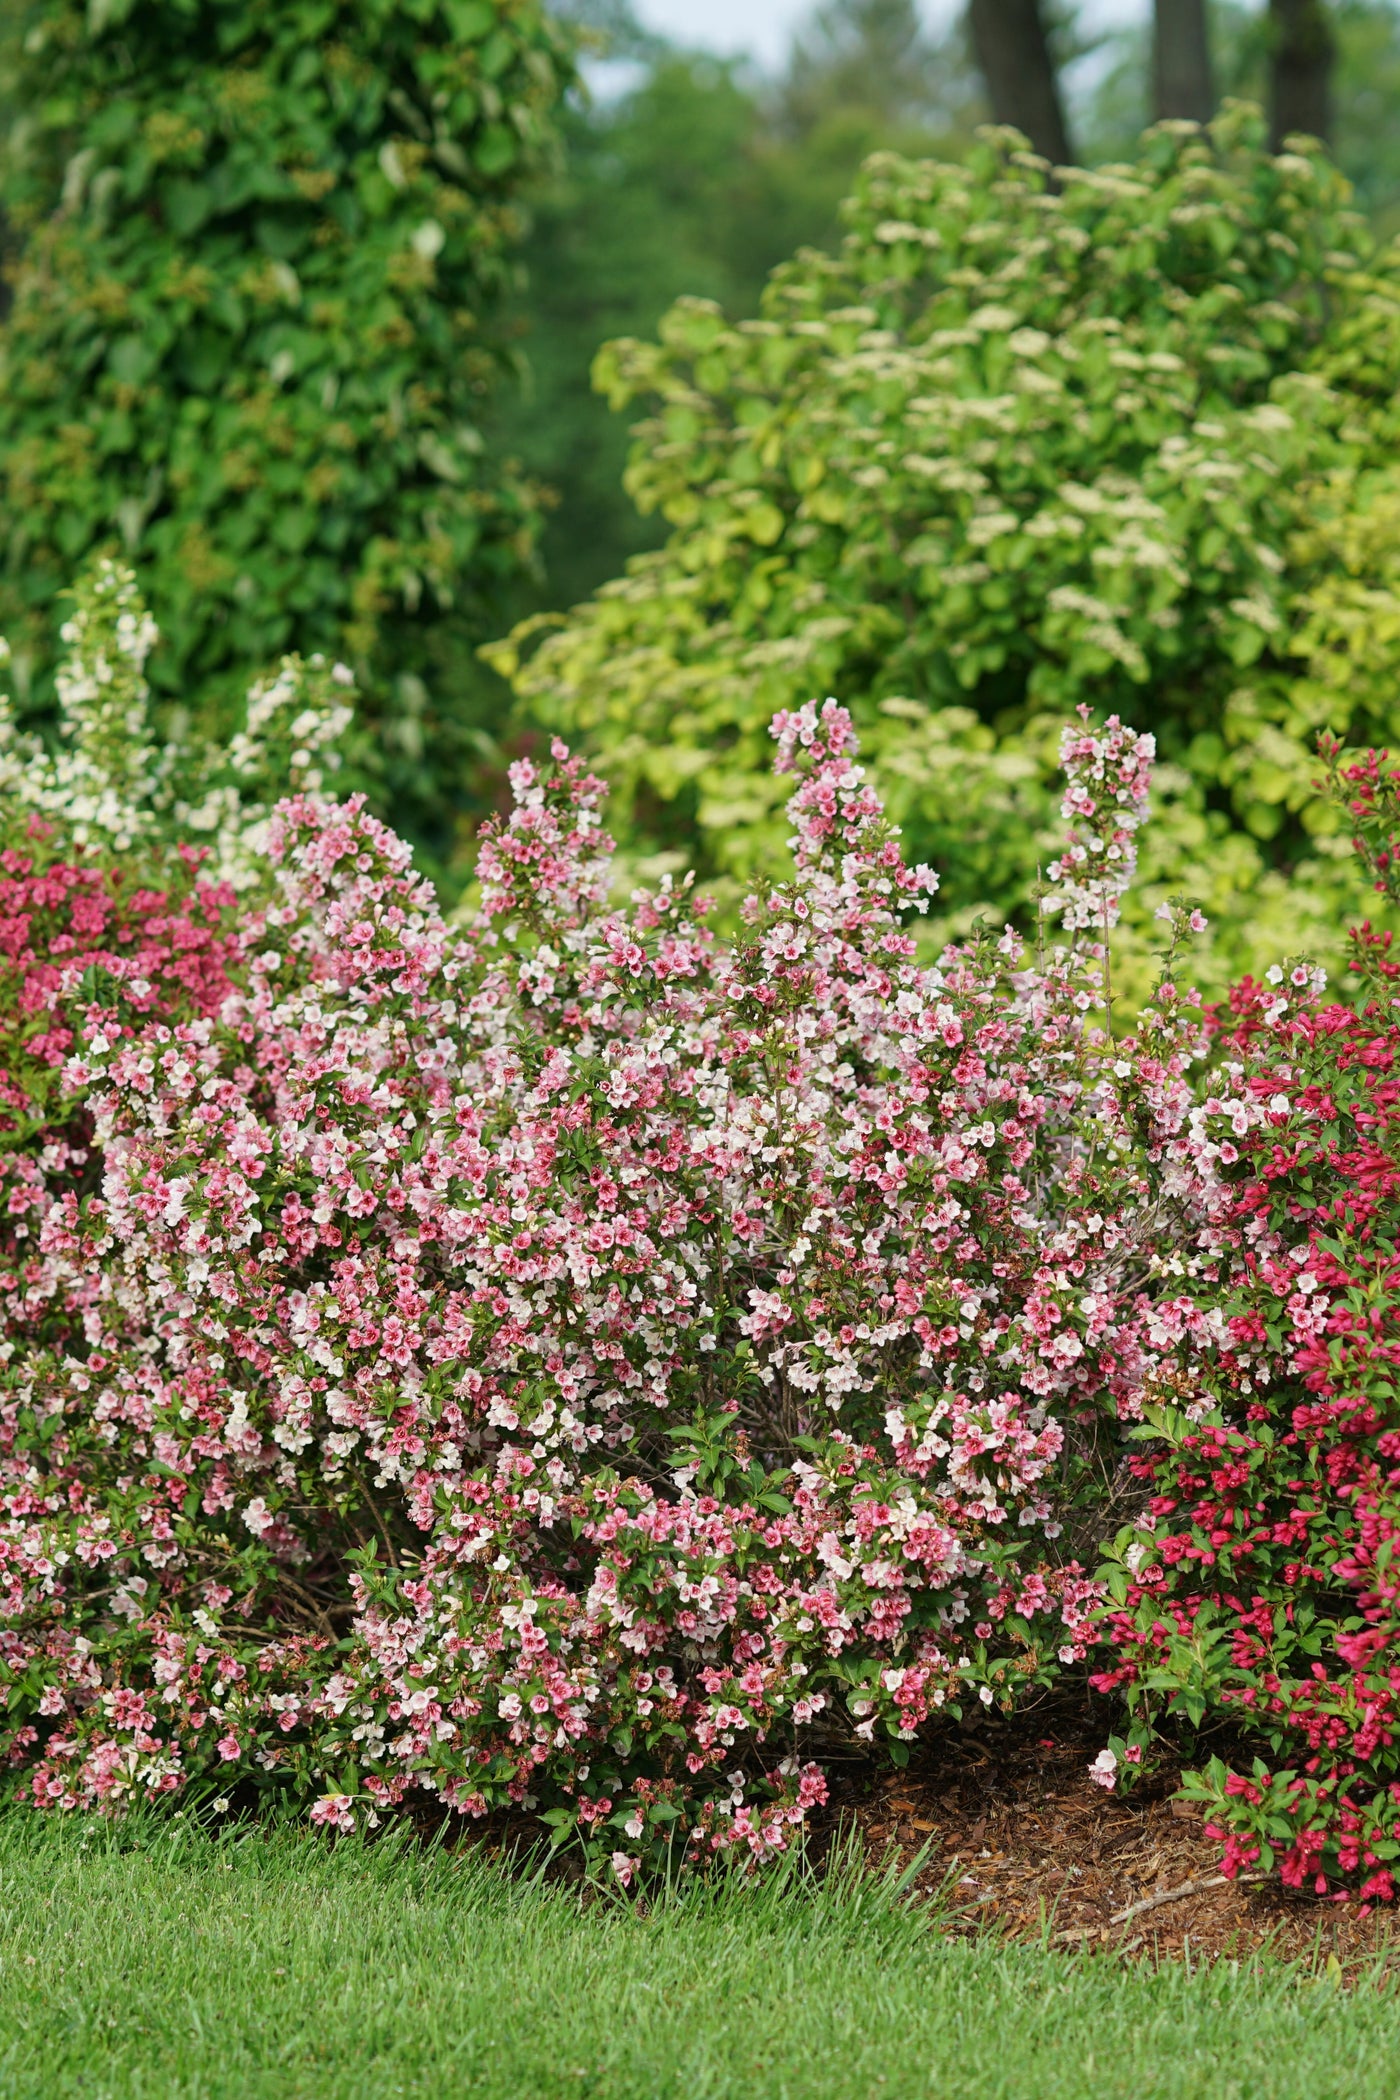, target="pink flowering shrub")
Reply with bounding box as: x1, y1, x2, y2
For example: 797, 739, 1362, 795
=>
0, 693, 1237, 1874
0, 819, 237, 1800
